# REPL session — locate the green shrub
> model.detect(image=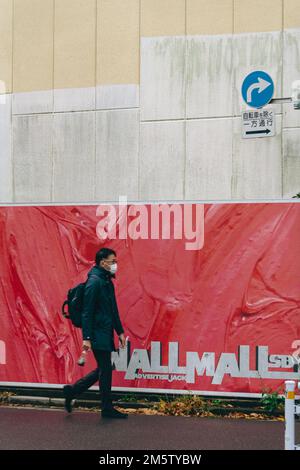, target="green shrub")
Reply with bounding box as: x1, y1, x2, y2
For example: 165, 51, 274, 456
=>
260, 390, 284, 413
